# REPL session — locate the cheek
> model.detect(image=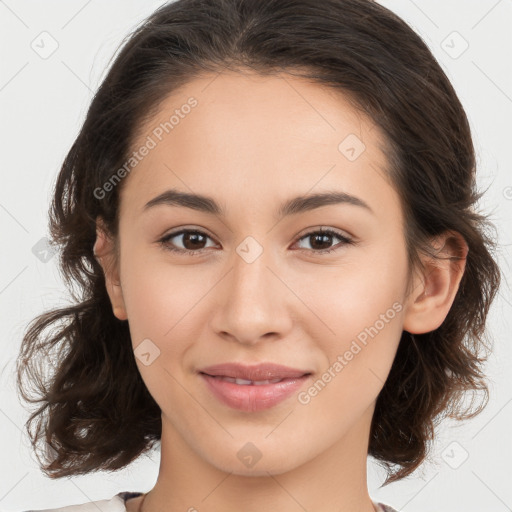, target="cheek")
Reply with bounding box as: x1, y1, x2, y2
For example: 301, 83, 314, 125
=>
297, 296, 404, 428
121, 231, 407, 357
299, 253, 405, 336
298, 245, 406, 379
119, 245, 198, 331
119, 250, 223, 375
